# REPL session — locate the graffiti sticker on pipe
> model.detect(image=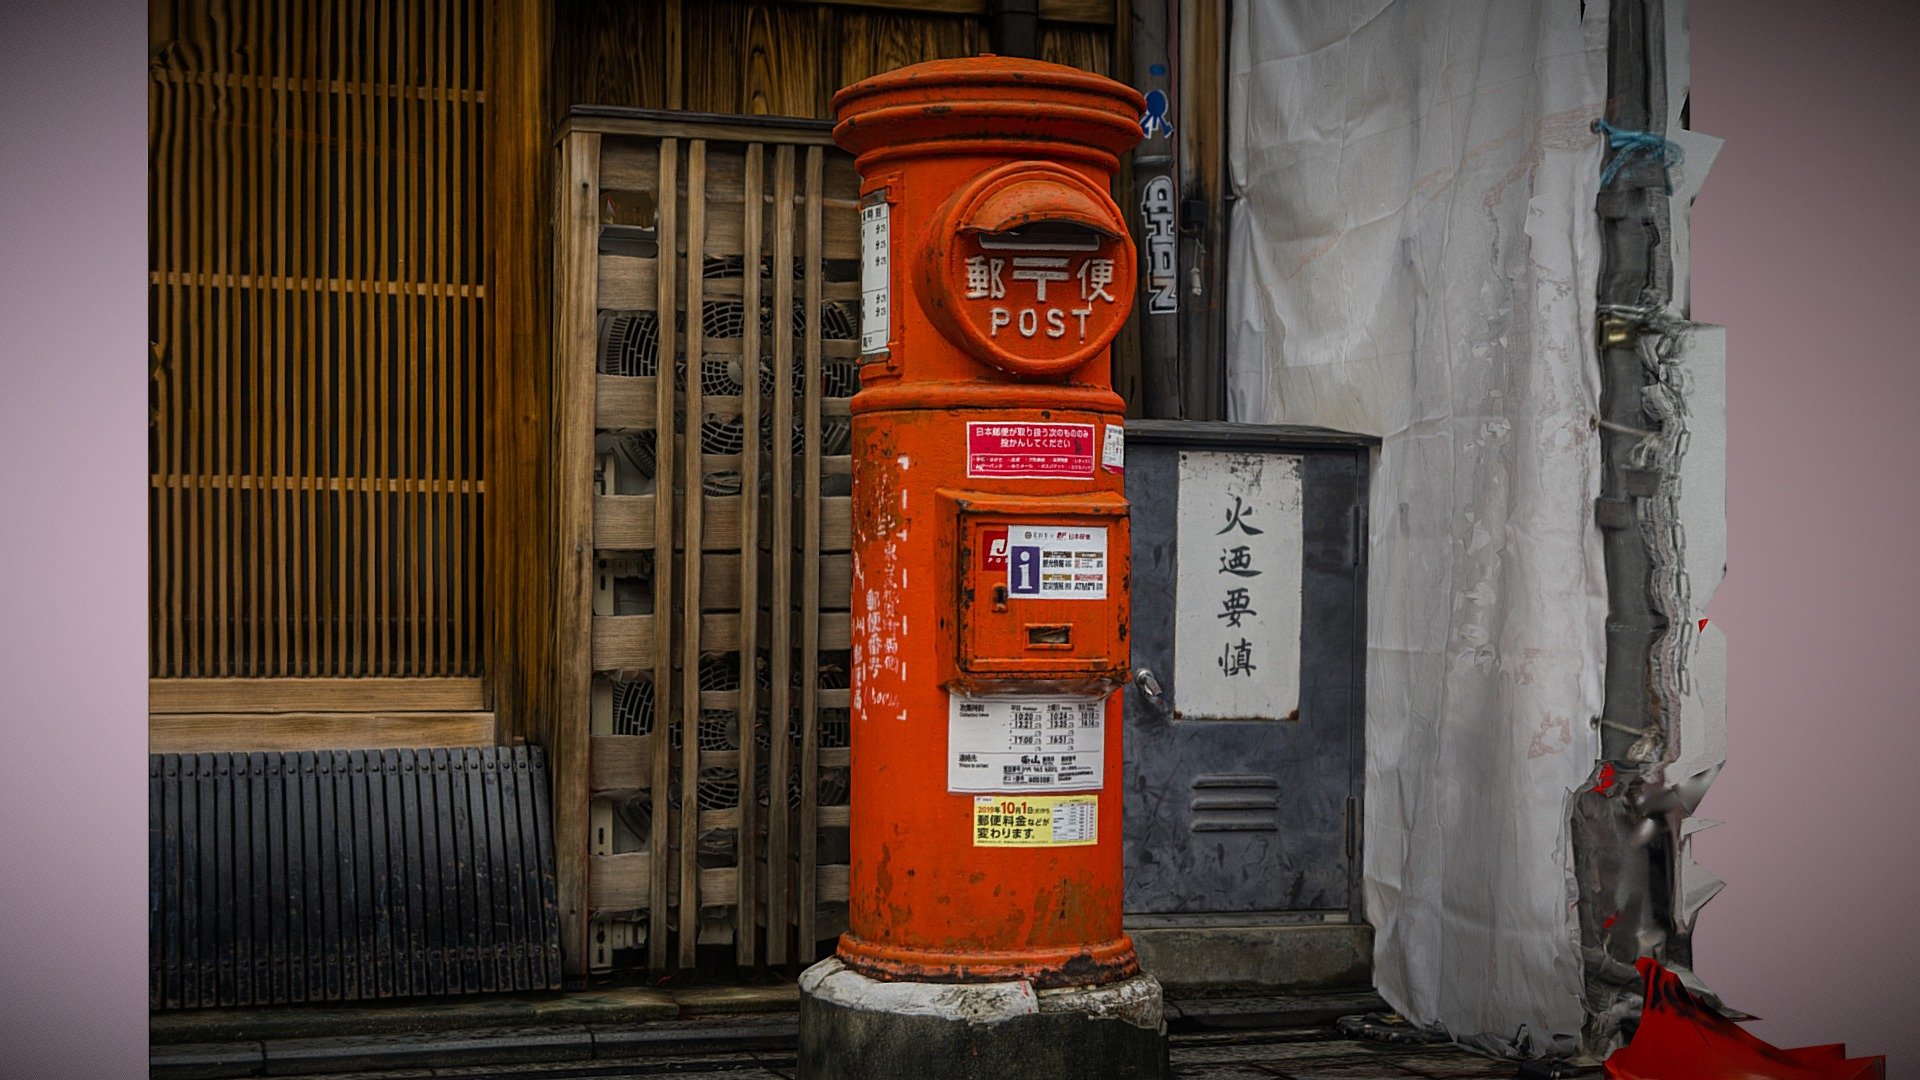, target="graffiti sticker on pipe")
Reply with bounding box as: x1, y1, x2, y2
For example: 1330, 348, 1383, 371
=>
972, 795, 1098, 847
965, 421, 1097, 479
949, 696, 1103, 792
